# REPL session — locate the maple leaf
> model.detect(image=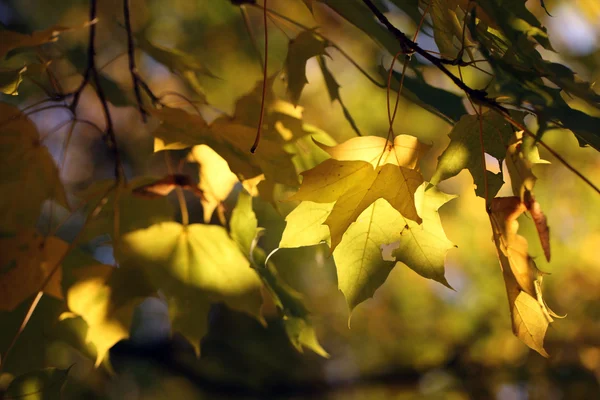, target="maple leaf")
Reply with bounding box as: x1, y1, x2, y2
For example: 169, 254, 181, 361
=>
289, 135, 427, 250
490, 196, 558, 357
0, 26, 68, 60
63, 263, 154, 365
117, 222, 263, 319
230, 191, 328, 356
431, 111, 513, 200
189, 144, 239, 222
0, 231, 66, 311
284, 30, 328, 105
391, 184, 456, 287
0, 103, 68, 231
506, 130, 551, 261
